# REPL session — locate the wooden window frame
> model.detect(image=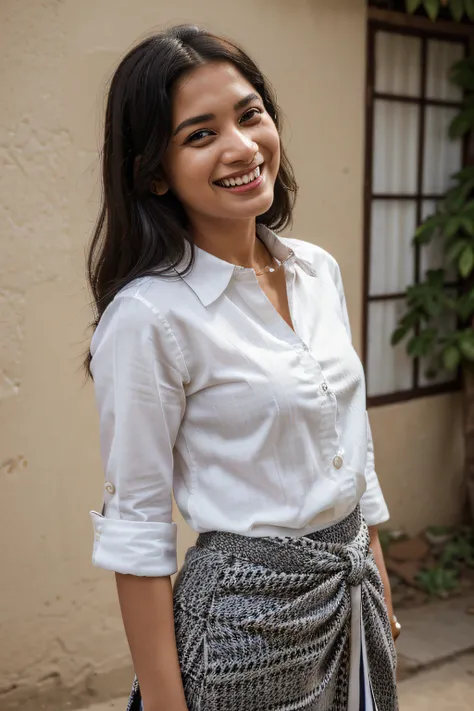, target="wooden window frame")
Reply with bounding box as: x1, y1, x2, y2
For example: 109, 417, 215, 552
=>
363, 10, 470, 407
